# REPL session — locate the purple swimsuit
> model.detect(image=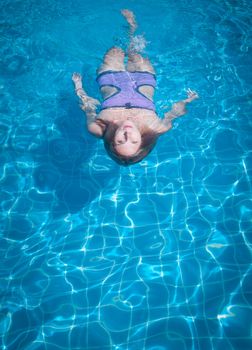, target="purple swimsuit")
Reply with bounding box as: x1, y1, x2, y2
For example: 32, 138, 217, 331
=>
97, 70, 156, 111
